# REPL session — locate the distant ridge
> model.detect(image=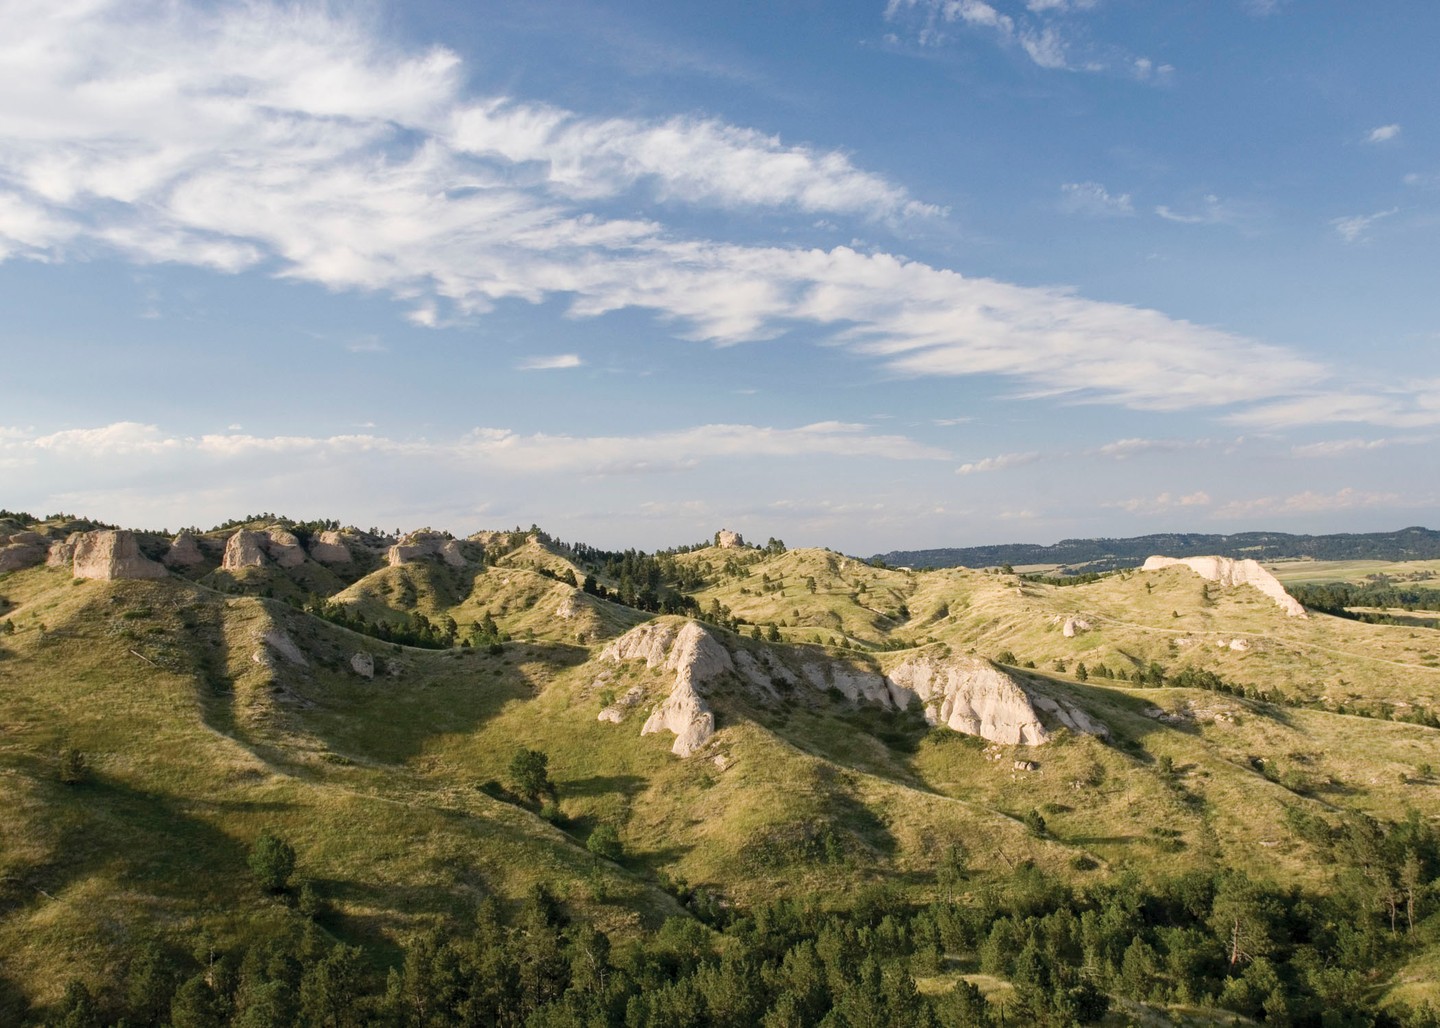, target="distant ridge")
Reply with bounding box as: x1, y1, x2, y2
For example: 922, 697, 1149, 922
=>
872, 526, 1440, 571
